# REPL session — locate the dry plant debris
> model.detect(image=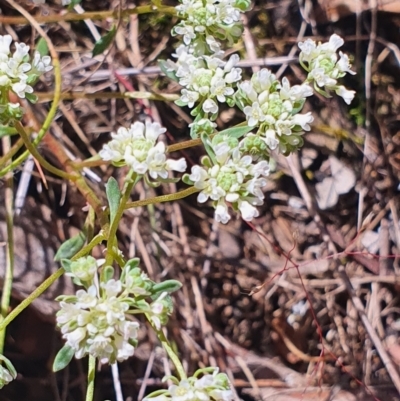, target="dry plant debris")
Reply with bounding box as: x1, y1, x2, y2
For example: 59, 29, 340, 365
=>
0, 0, 399, 401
